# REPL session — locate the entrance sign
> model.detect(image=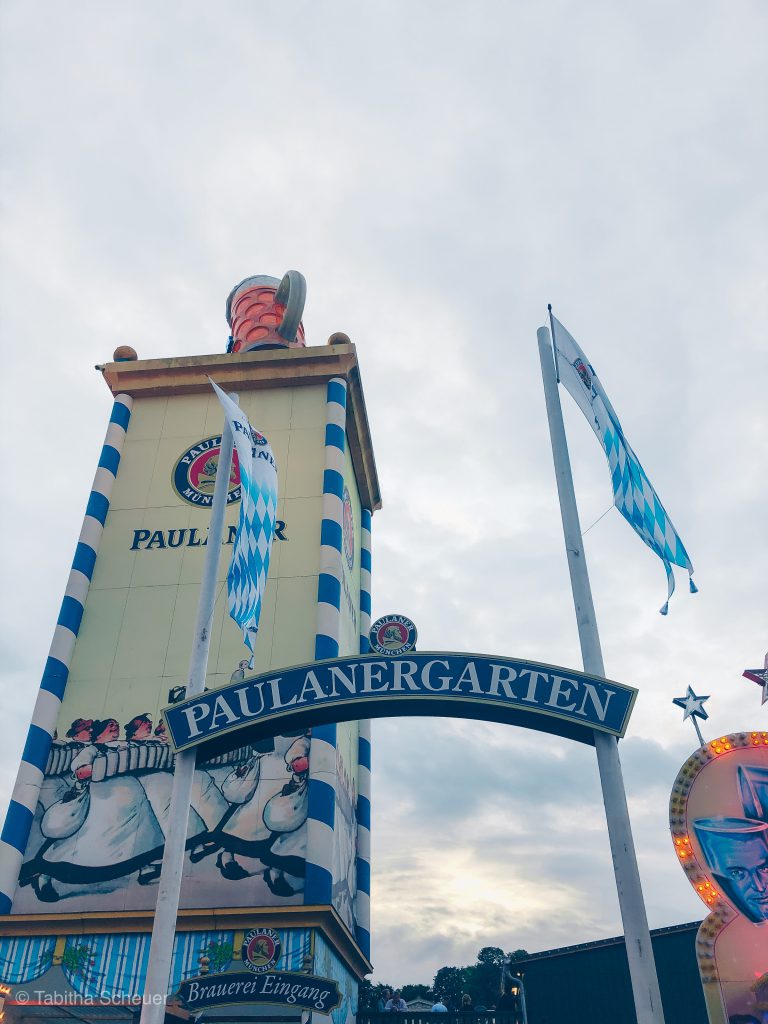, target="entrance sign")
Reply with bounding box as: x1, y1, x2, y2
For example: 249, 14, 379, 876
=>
164, 652, 637, 755
177, 971, 341, 1013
